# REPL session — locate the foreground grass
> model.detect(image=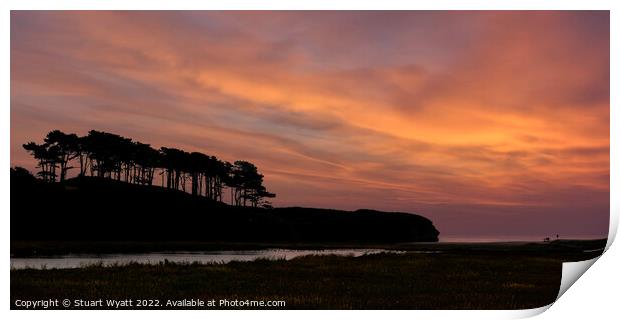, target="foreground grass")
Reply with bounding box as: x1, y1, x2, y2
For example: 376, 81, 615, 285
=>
11, 248, 602, 310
